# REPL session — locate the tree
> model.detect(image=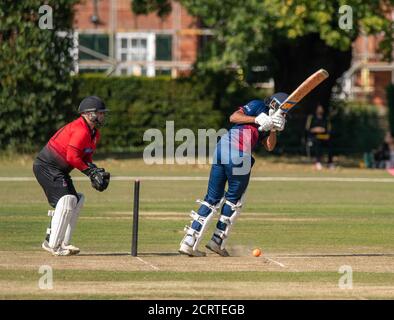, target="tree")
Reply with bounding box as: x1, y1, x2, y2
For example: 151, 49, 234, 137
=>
131, 0, 394, 114
0, 0, 78, 152
386, 84, 394, 137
